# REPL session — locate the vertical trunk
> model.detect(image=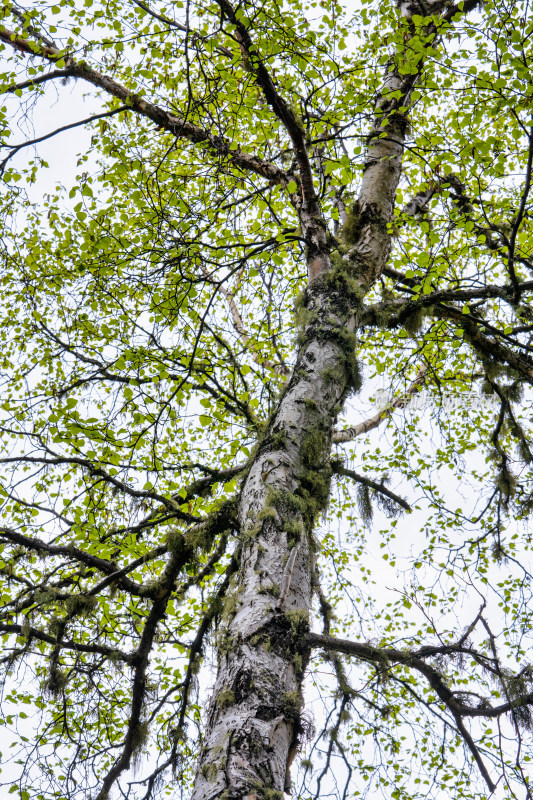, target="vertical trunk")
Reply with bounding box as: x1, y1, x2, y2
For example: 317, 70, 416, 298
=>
190, 281, 358, 800
190, 3, 456, 796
